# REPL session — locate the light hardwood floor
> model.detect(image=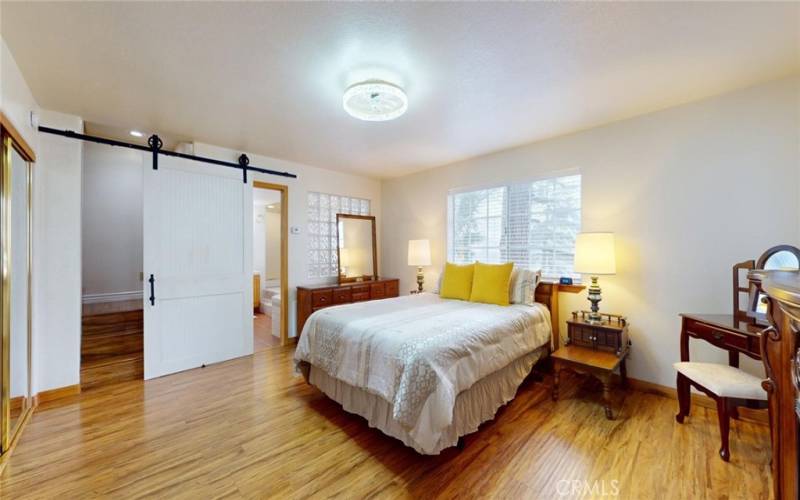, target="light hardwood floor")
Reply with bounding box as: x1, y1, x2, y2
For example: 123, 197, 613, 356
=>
253, 312, 280, 351
1, 345, 771, 499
